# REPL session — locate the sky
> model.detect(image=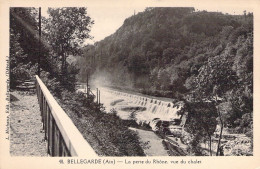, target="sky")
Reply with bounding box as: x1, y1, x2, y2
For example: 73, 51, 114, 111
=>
85, 6, 145, 44
85, 5, 254, 44
42, 2, 254, 45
